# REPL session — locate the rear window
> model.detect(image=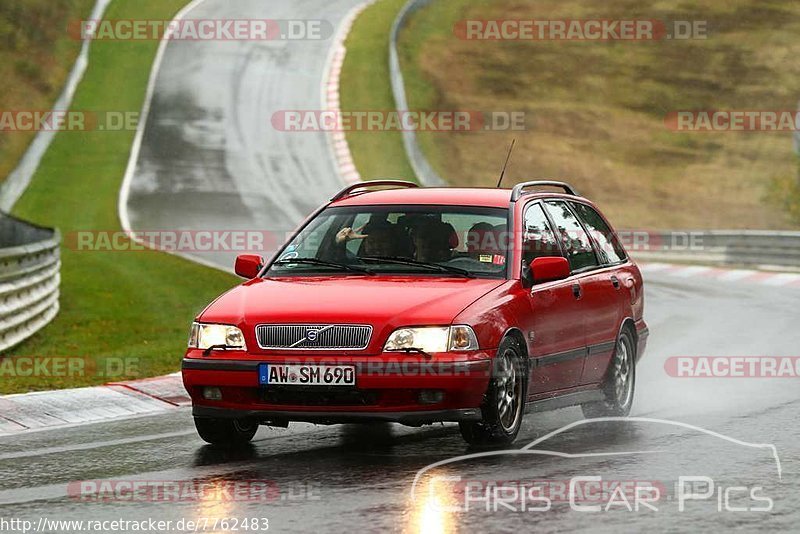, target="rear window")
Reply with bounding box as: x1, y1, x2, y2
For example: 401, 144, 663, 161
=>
570, 202, 627, 264
543, 201, 599, 272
